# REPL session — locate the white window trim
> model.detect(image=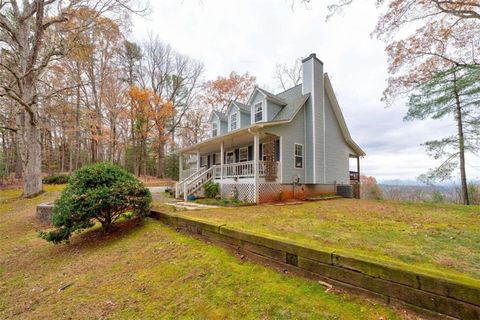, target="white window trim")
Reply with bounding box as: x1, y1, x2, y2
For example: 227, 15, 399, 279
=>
230, 112, 238, 131
294, 143, 303, 169
254, 102, 263, 123
239, 147, 248, 162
